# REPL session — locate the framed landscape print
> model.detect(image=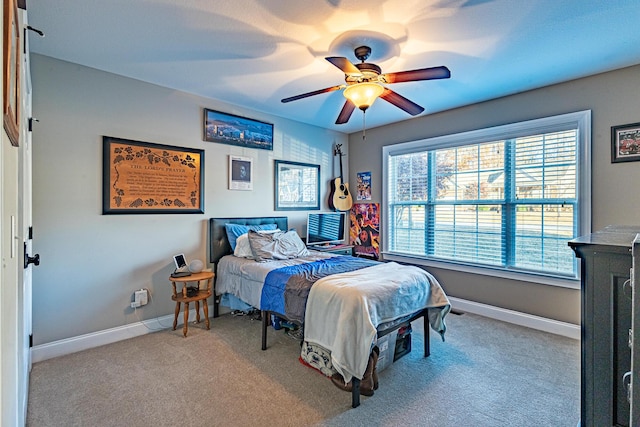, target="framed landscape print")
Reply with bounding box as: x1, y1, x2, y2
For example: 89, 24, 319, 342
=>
102, 136, 204, 214
204, 108, 273, 151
